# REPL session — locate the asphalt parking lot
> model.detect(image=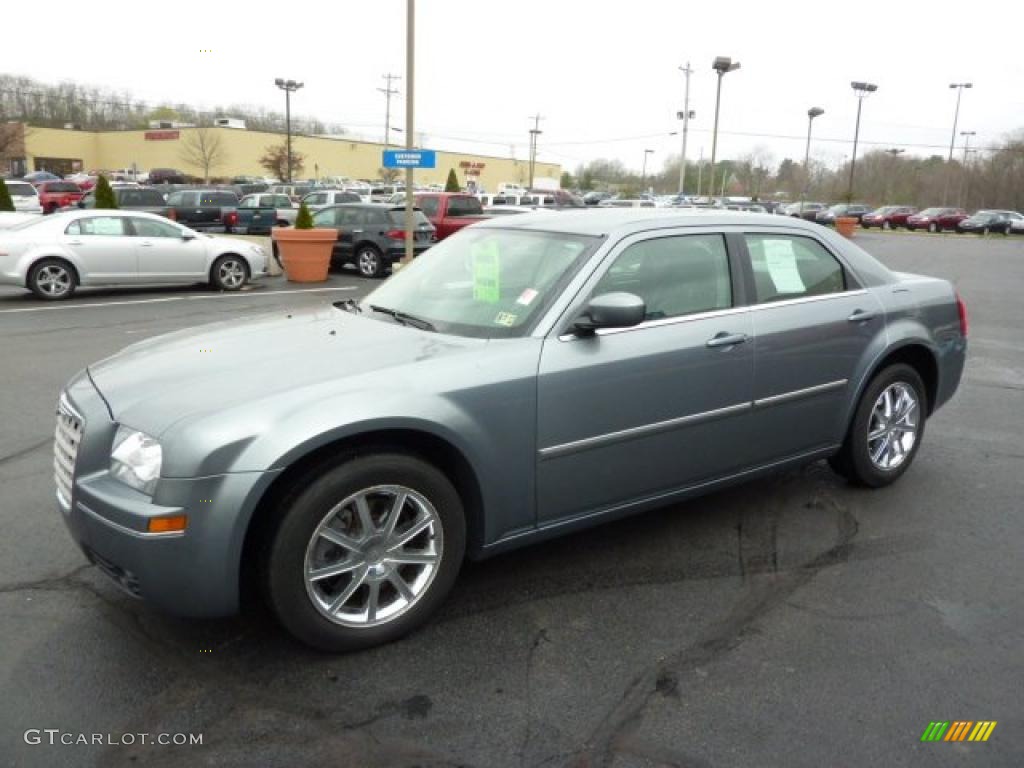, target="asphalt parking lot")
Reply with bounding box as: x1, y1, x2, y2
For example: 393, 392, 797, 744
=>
1, 232, 1021, 768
